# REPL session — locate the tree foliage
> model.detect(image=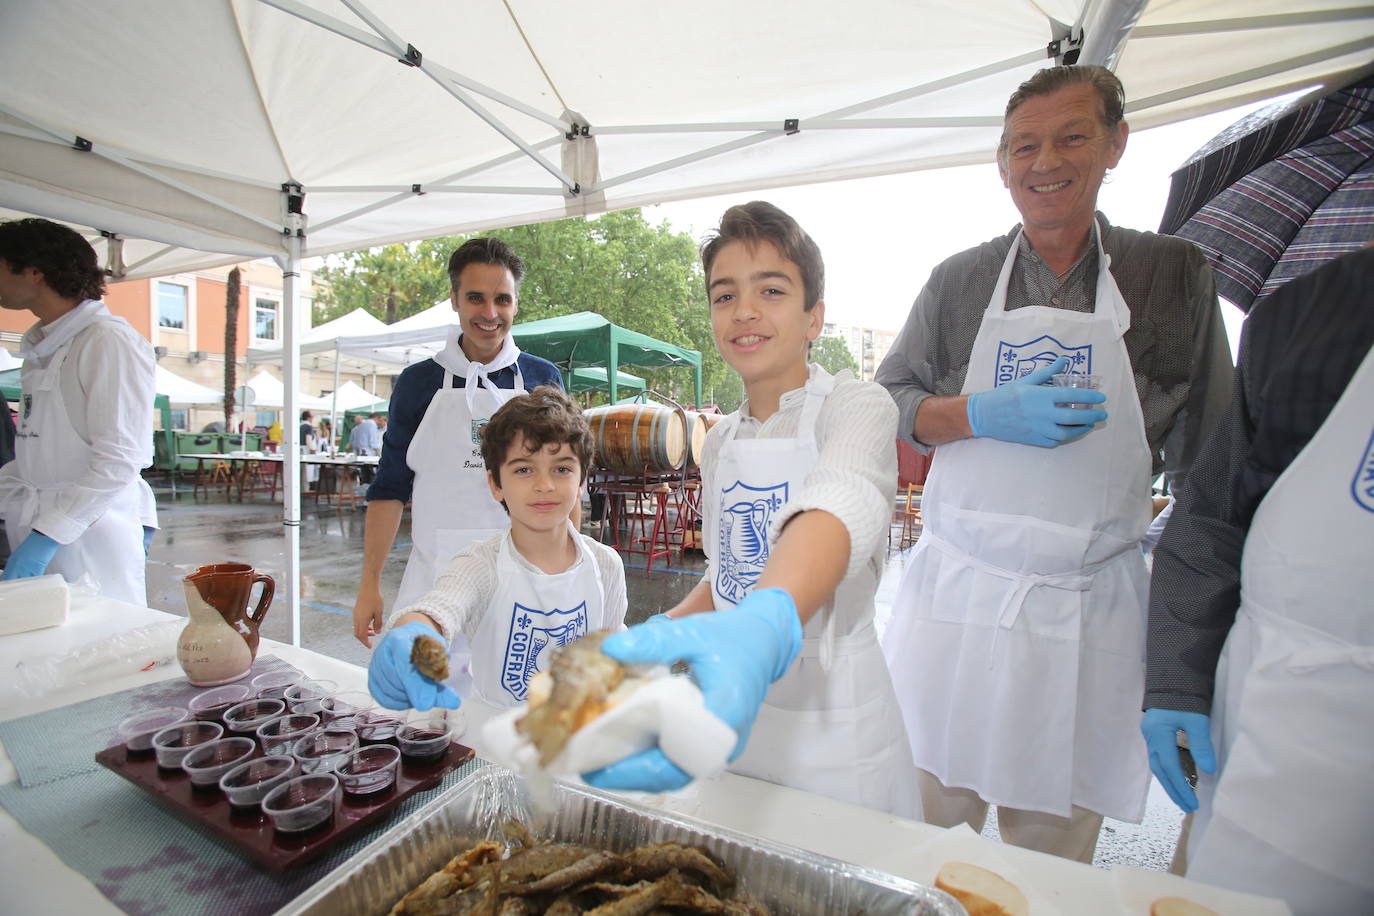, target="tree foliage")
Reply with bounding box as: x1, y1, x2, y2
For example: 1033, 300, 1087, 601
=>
314, 210, 743, 410
810, 336, 861, 377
